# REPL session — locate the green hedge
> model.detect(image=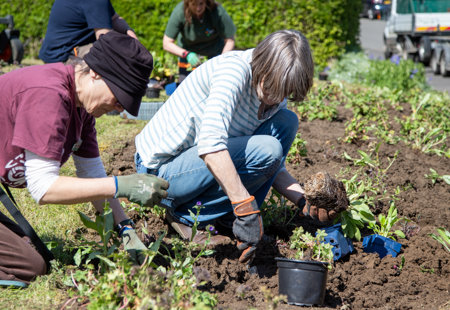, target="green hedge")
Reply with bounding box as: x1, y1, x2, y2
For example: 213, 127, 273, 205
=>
1, 0, 361, 68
